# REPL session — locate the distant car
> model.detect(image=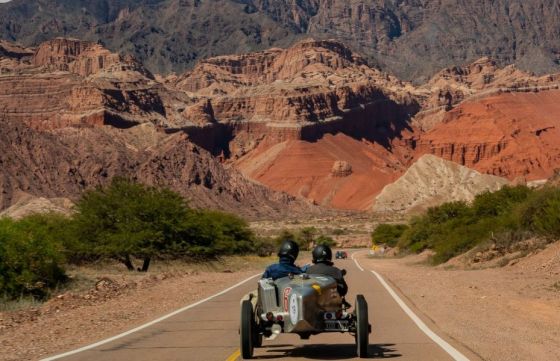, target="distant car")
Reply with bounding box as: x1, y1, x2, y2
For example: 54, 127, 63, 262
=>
335, 251, 348, 259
